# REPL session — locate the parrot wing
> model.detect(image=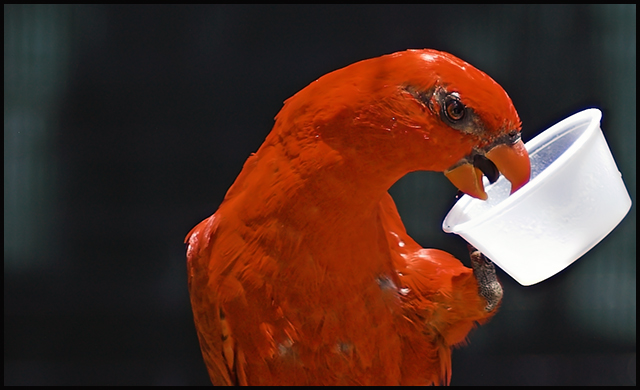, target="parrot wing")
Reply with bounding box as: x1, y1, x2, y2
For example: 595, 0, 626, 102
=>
186, 214, 246, 385
378, 192, 494, 384
186, 193, 494, 386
